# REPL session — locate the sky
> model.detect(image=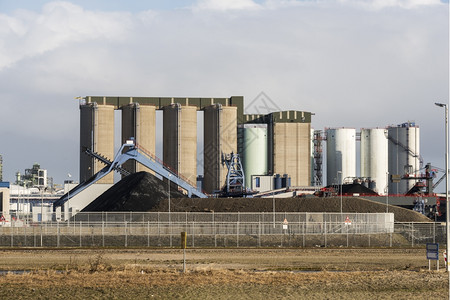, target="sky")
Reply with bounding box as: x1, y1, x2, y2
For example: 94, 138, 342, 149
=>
0, 0, 448, 189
